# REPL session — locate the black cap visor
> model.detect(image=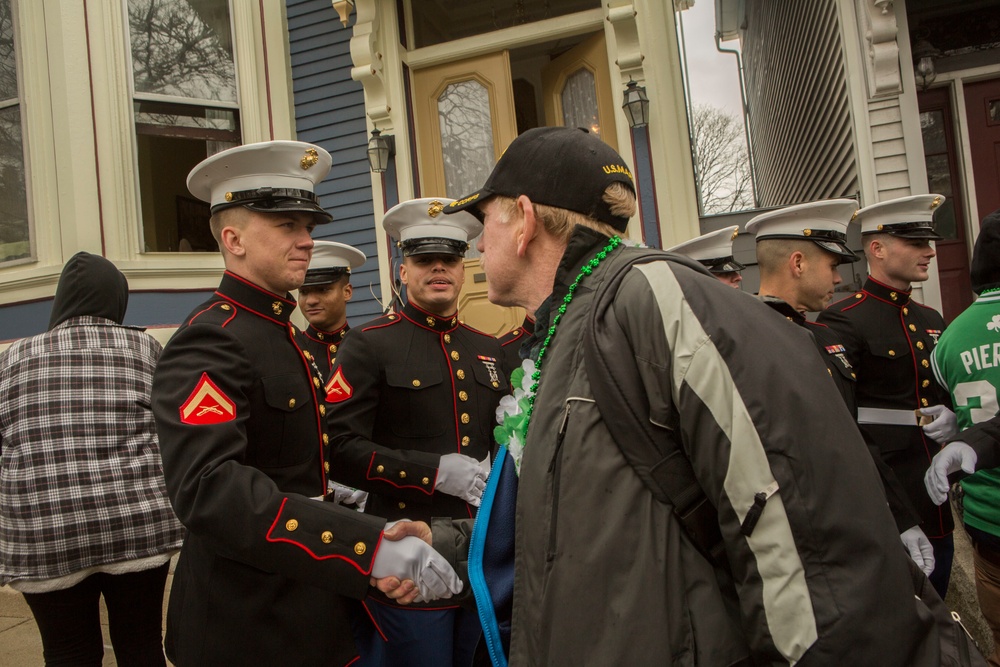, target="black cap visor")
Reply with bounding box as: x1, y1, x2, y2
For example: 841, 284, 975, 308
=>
211, 187, 333, 224
301, 267, 349, 287
401, 237, 470, 257
814, 239, 859, 263
704, 256, 746, 273
862, 221, 943, 241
